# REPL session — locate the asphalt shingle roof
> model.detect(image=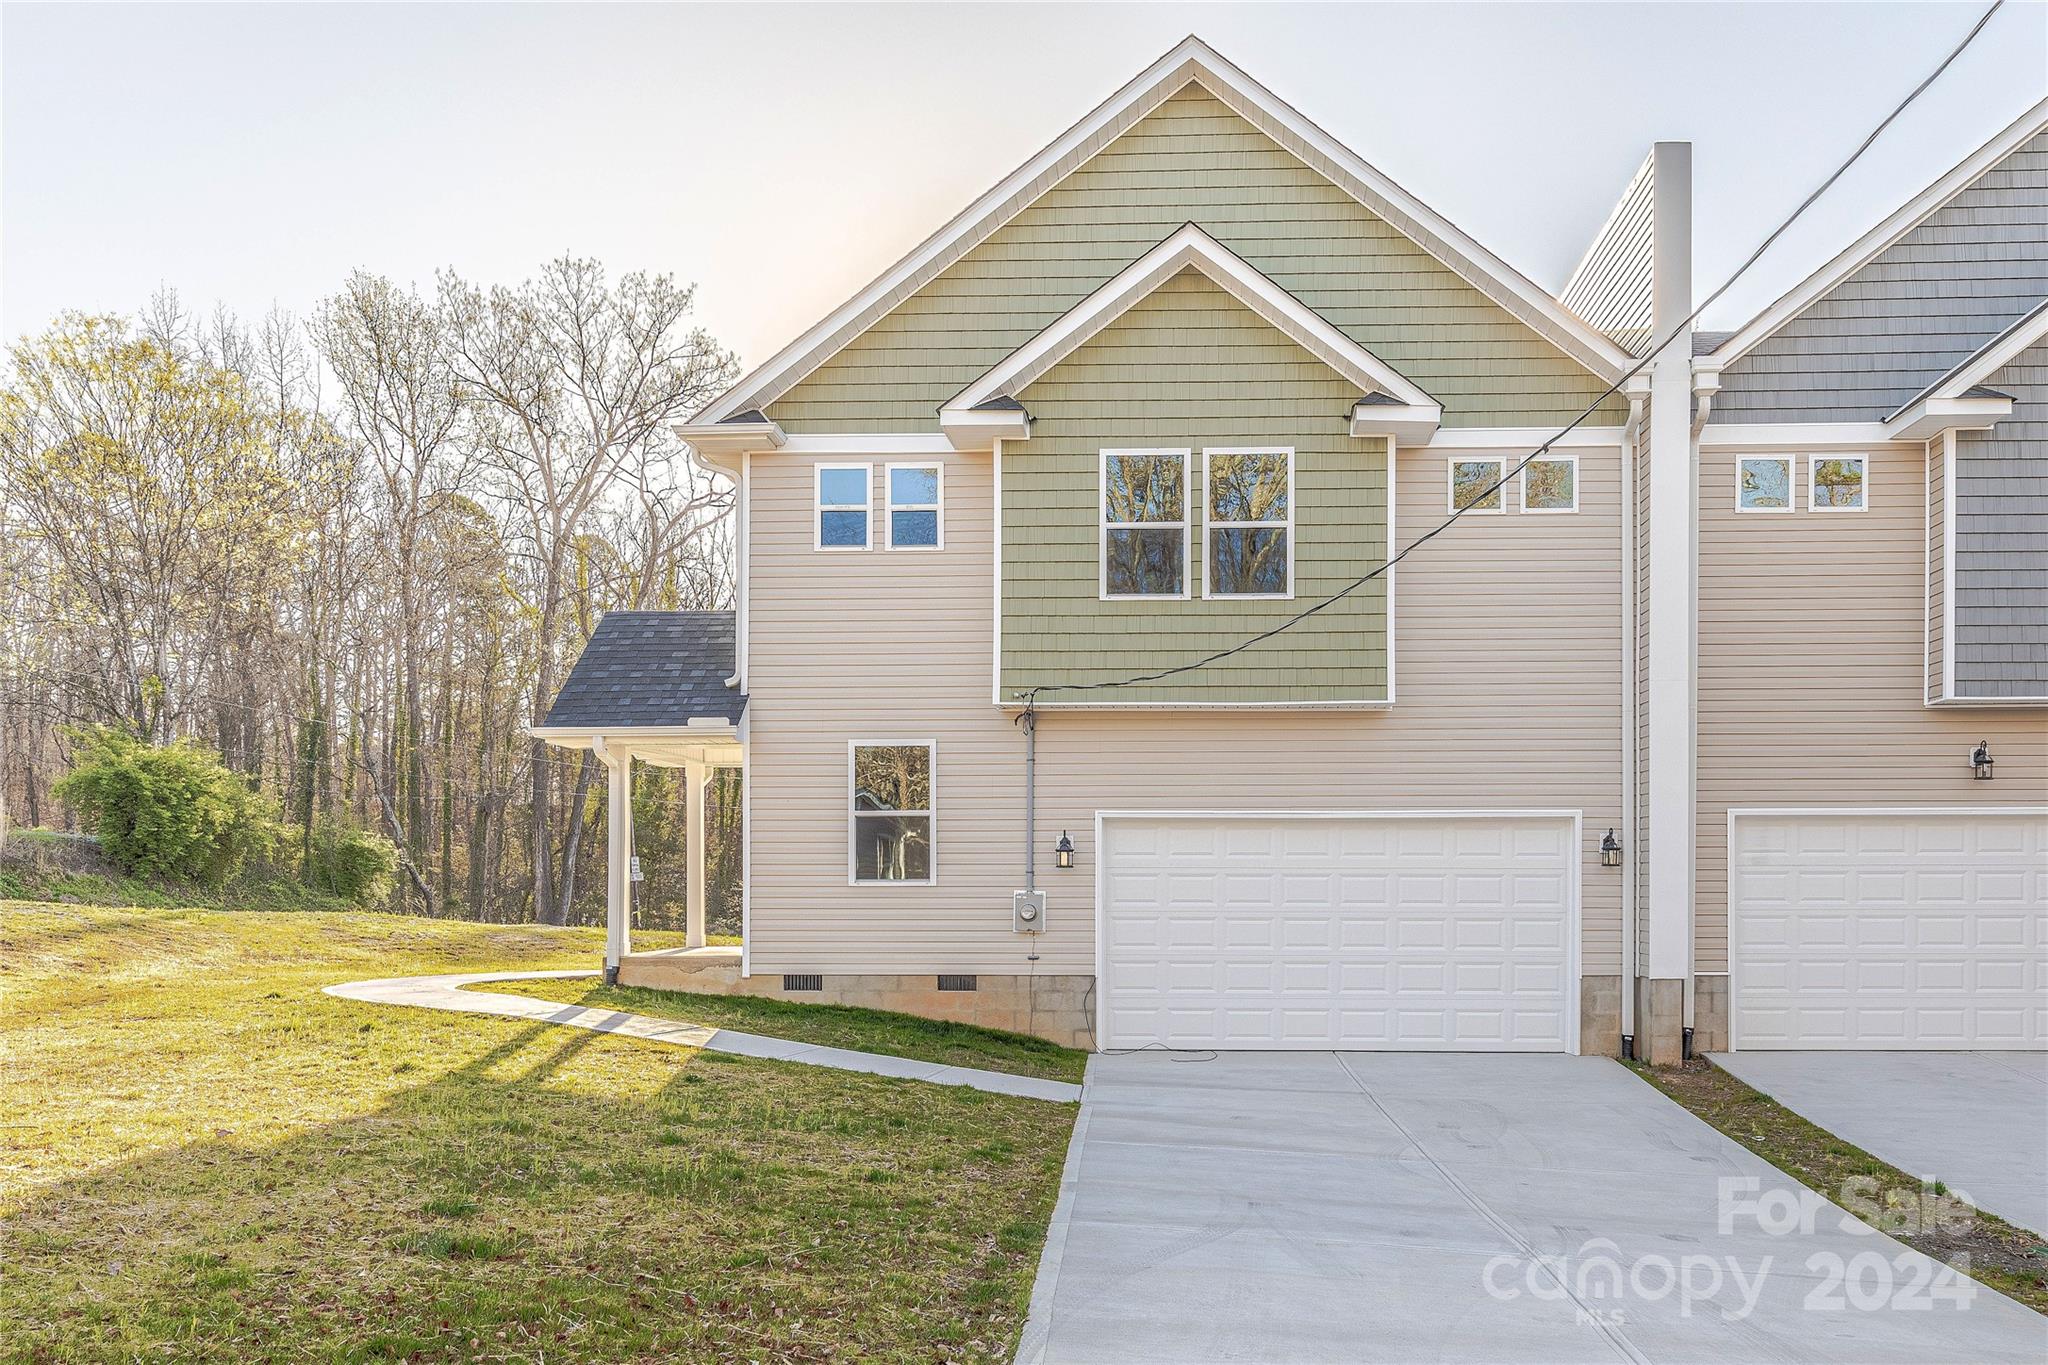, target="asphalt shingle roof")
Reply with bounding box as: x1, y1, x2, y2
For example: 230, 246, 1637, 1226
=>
542, 611, 745, 728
